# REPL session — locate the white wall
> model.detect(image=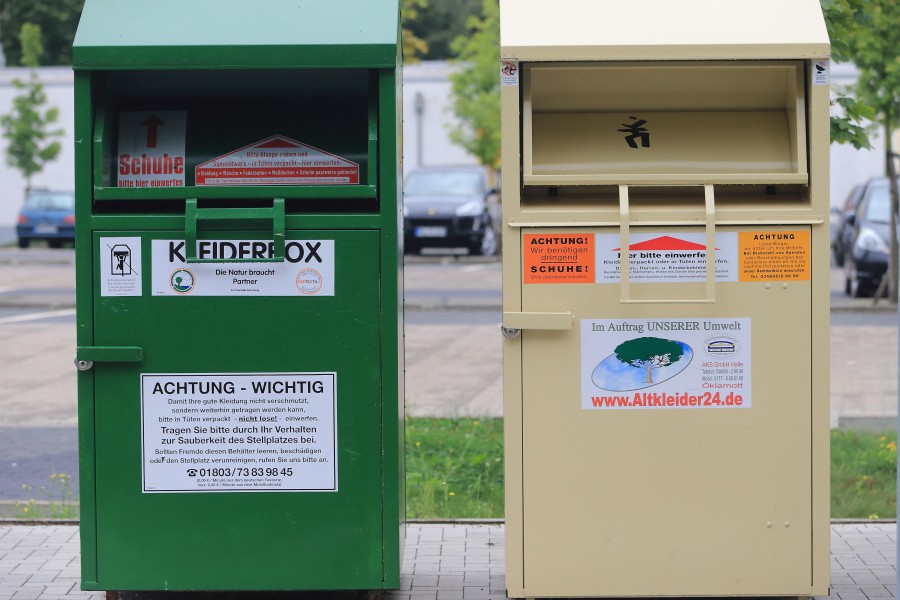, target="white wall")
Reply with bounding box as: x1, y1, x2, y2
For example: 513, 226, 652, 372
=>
402, 61, 480, 173
0, 67, 75, 228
